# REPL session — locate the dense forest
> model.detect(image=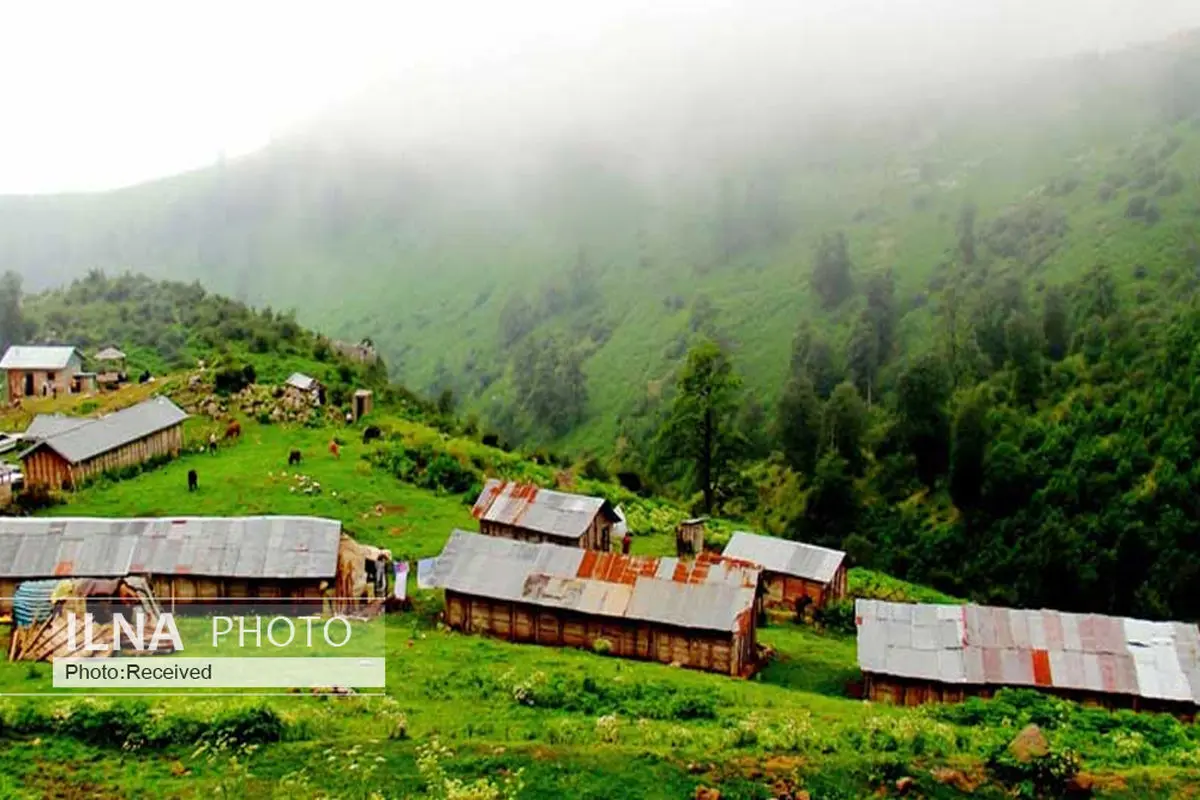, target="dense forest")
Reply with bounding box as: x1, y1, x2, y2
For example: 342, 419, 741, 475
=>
2, 34, 1199, 455
628, 165, 1200, 622
2, 34, 1200, 622
0, 270, 390, 403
